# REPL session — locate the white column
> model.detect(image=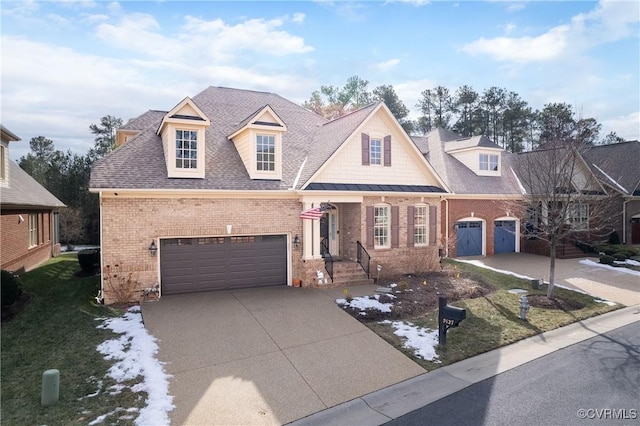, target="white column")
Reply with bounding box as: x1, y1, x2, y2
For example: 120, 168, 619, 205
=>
312, 210, 322, 259
303, 202, 313, 260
